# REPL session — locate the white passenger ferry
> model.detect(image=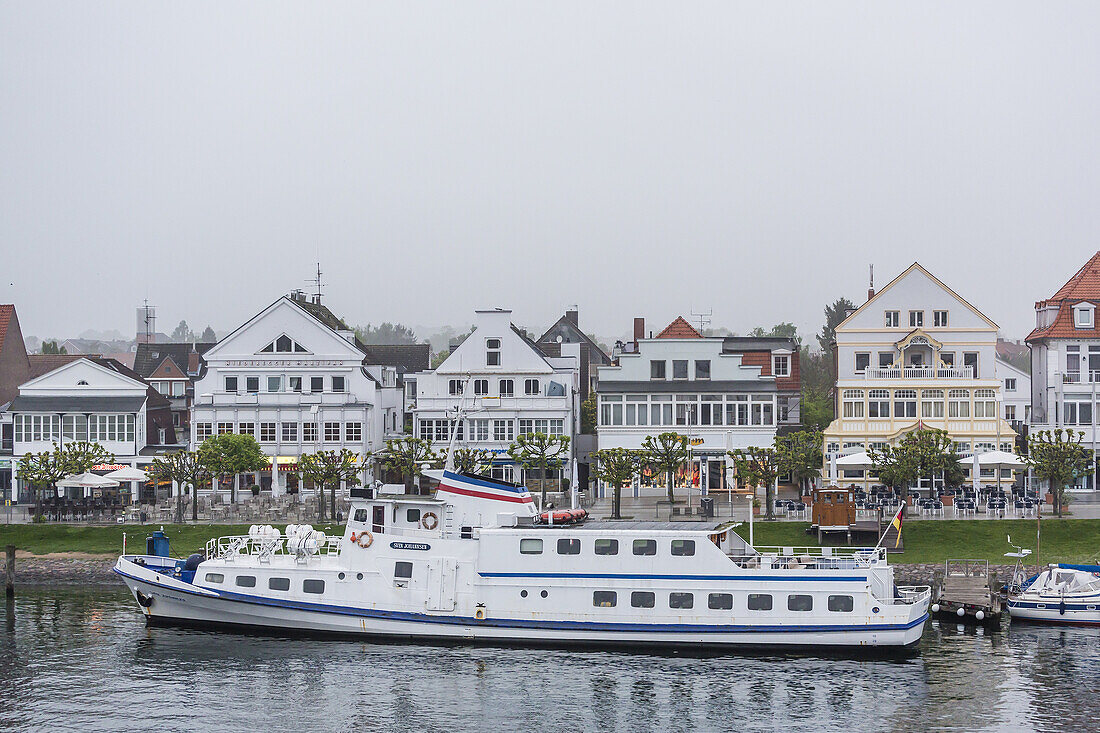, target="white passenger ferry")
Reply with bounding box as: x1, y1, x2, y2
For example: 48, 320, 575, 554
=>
115, 468, 930, 651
